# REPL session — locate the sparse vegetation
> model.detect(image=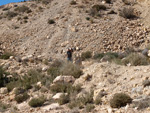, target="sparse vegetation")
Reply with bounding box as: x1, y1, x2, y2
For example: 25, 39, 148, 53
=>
0, 52, 13, 59
58, 94, 70, 105
68, 91, 93, 109
6, 69, 44, 91
86, 104, 95, 112
119, 7, 136, 19
28, 97, 45, 107
15, 5, 32, 13
90, 4, 106, 17
23, 16, 28, 19
50, 83, 81, 94
15, 92, 29, 103
60, 62, 83, 78
48, 19, 55, 24
70, 1, 77, 5
86, 17, 90, 20
5, 11, 18, 19
122, 53, 148, 66
2, 7, 10, 11
94, 96, 102, 105
110, 93, 132, 108
0, 101, 10, 112
81, 51, 92, 61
